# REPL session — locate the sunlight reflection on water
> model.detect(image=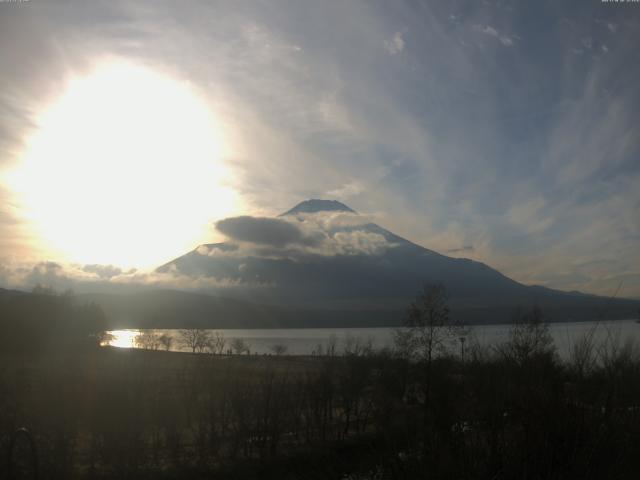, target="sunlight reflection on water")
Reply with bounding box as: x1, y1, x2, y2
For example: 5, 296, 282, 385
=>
102, 329, 139, 349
